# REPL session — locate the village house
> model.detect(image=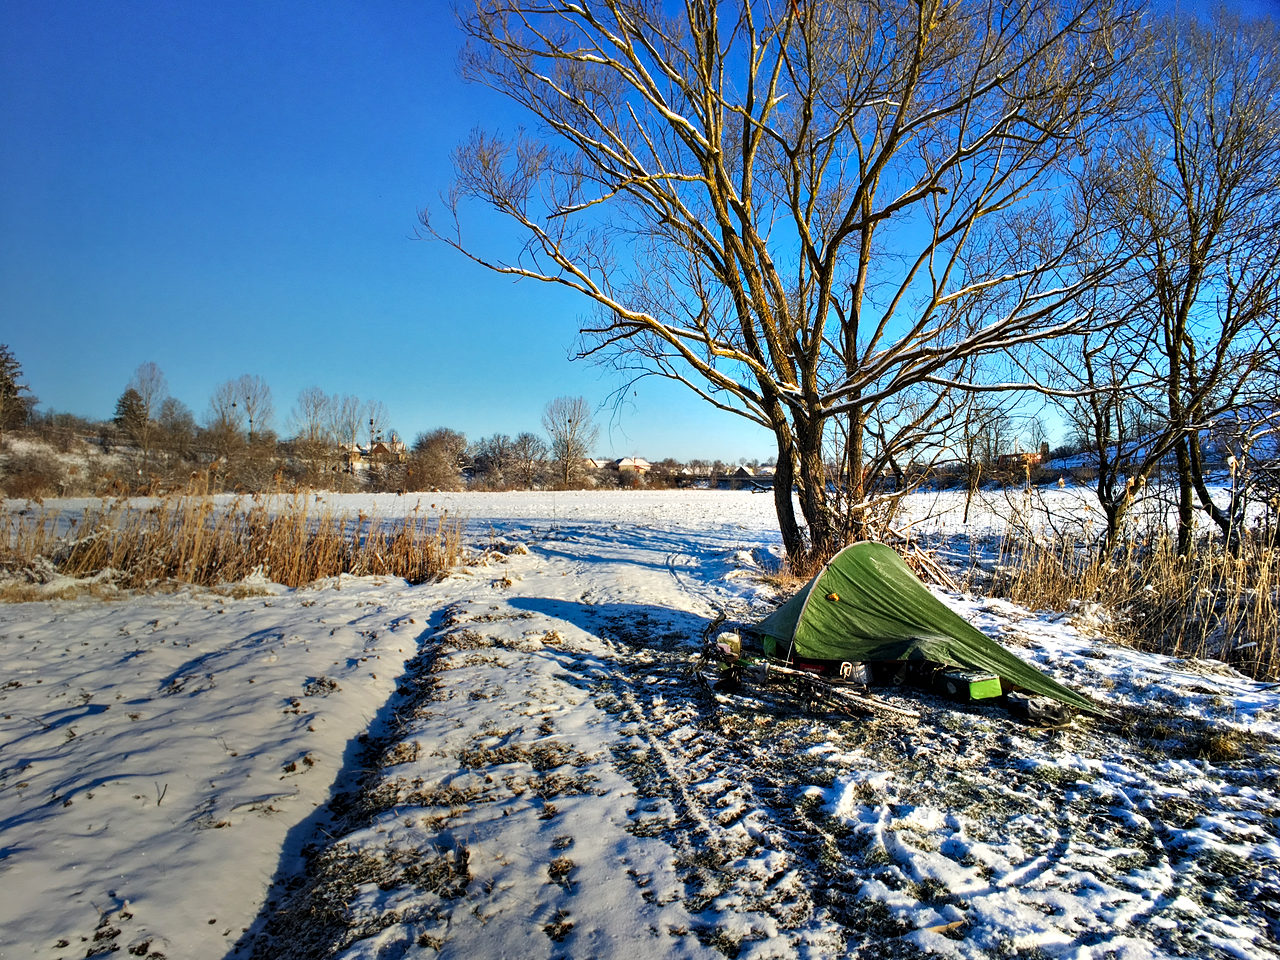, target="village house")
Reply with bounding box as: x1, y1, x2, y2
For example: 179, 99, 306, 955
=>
611, 457, 651, 475
343, 433, 407, 471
